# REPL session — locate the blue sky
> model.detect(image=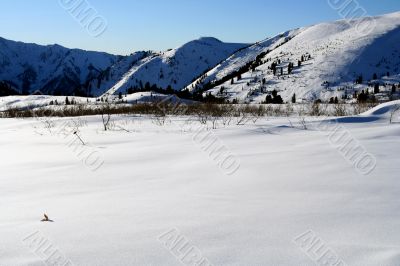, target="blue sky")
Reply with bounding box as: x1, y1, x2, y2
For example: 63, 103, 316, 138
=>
0, 0, 399, 55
